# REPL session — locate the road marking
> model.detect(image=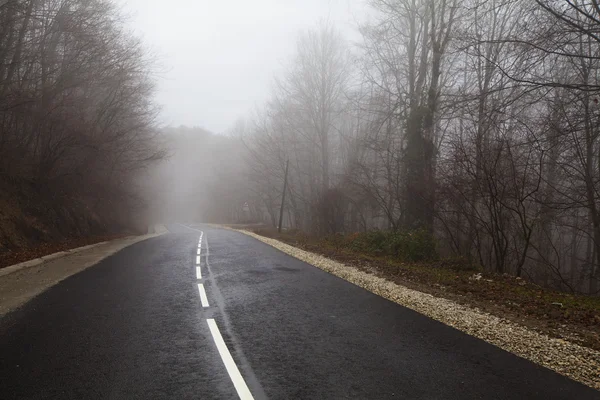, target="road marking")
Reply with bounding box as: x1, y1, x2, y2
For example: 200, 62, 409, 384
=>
198, 283, 209, 307
197, 248, 201, 255
207, 319, 255, 400
196, 266, 202, 279
196, 255, 200, 265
